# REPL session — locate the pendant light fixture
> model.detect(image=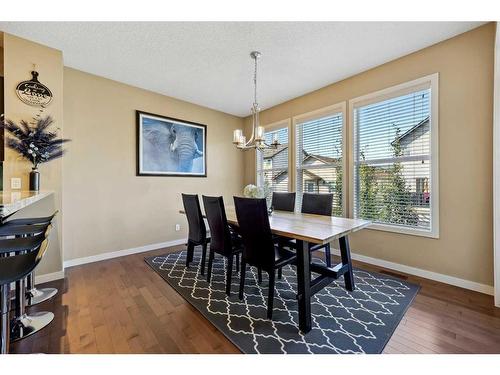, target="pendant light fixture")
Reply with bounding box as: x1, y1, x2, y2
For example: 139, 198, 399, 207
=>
232, 51, 280, 151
